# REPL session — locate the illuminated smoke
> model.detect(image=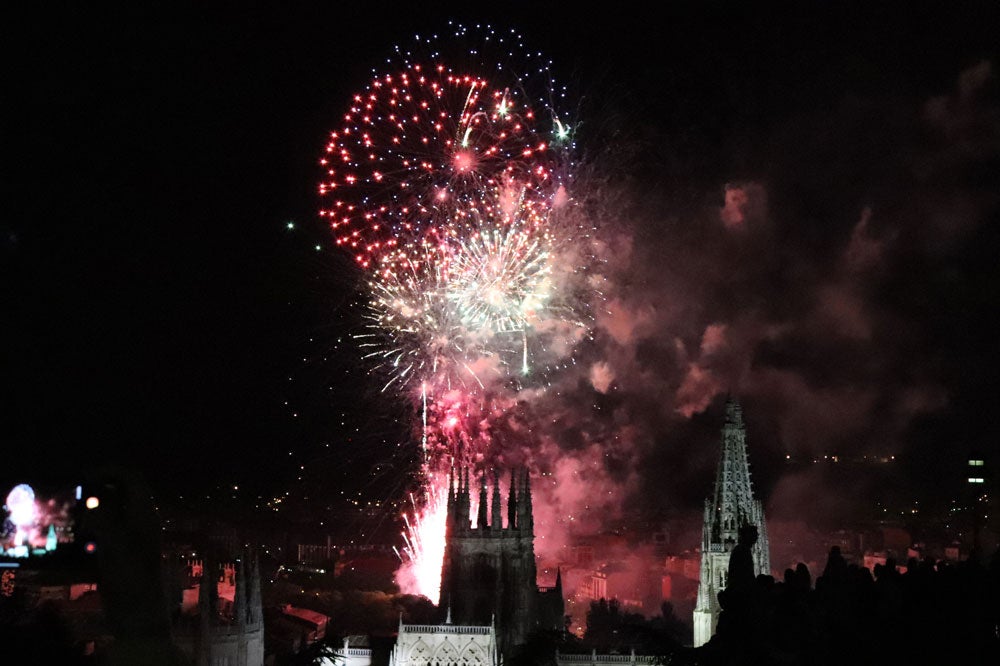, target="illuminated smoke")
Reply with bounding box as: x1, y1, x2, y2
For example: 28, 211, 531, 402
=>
322, 25, 594, 599
395, 478, 448, 603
